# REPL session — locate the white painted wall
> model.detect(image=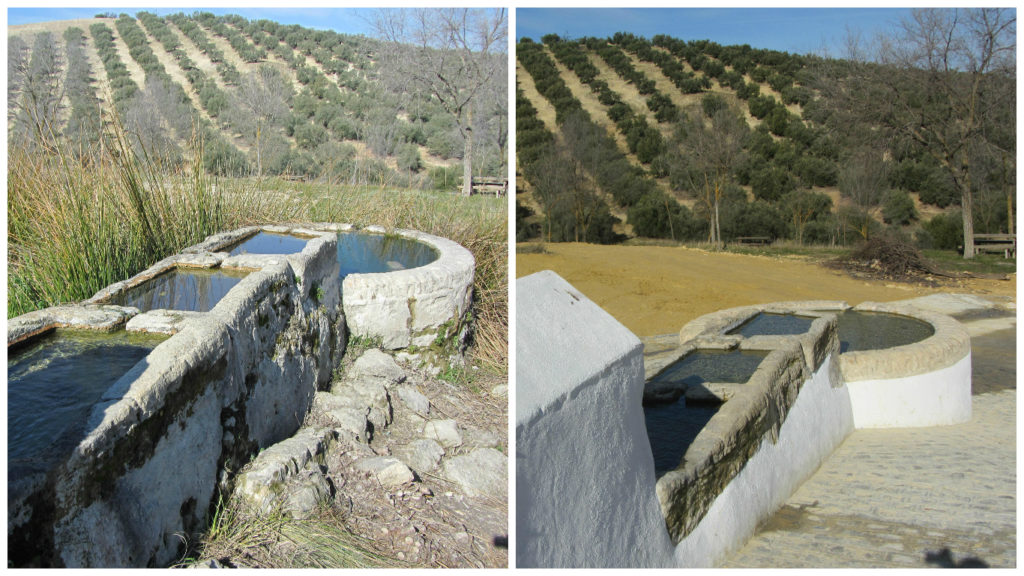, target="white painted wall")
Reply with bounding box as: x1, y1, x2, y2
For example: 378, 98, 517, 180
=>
516, 271, 675, 568
673, 354, 854, 567
847, 352, 972, 428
